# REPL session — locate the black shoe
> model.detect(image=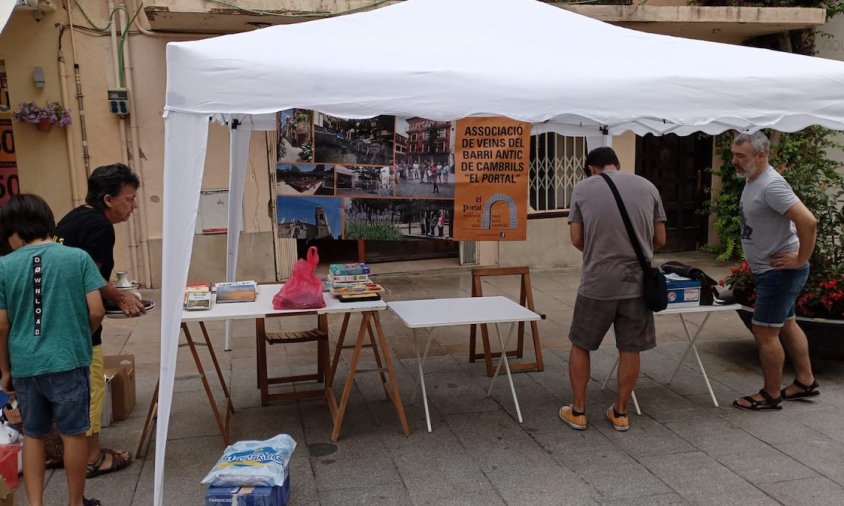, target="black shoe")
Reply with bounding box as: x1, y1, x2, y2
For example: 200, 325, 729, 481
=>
84, 497, 102, 506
